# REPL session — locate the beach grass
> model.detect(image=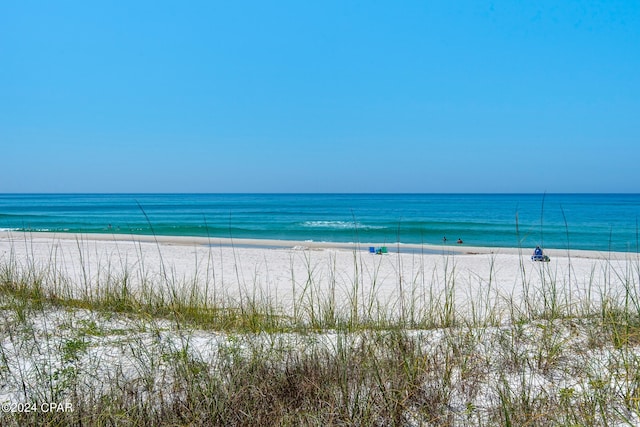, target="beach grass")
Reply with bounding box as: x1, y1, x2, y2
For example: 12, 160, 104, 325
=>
1, 233, 640, 425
